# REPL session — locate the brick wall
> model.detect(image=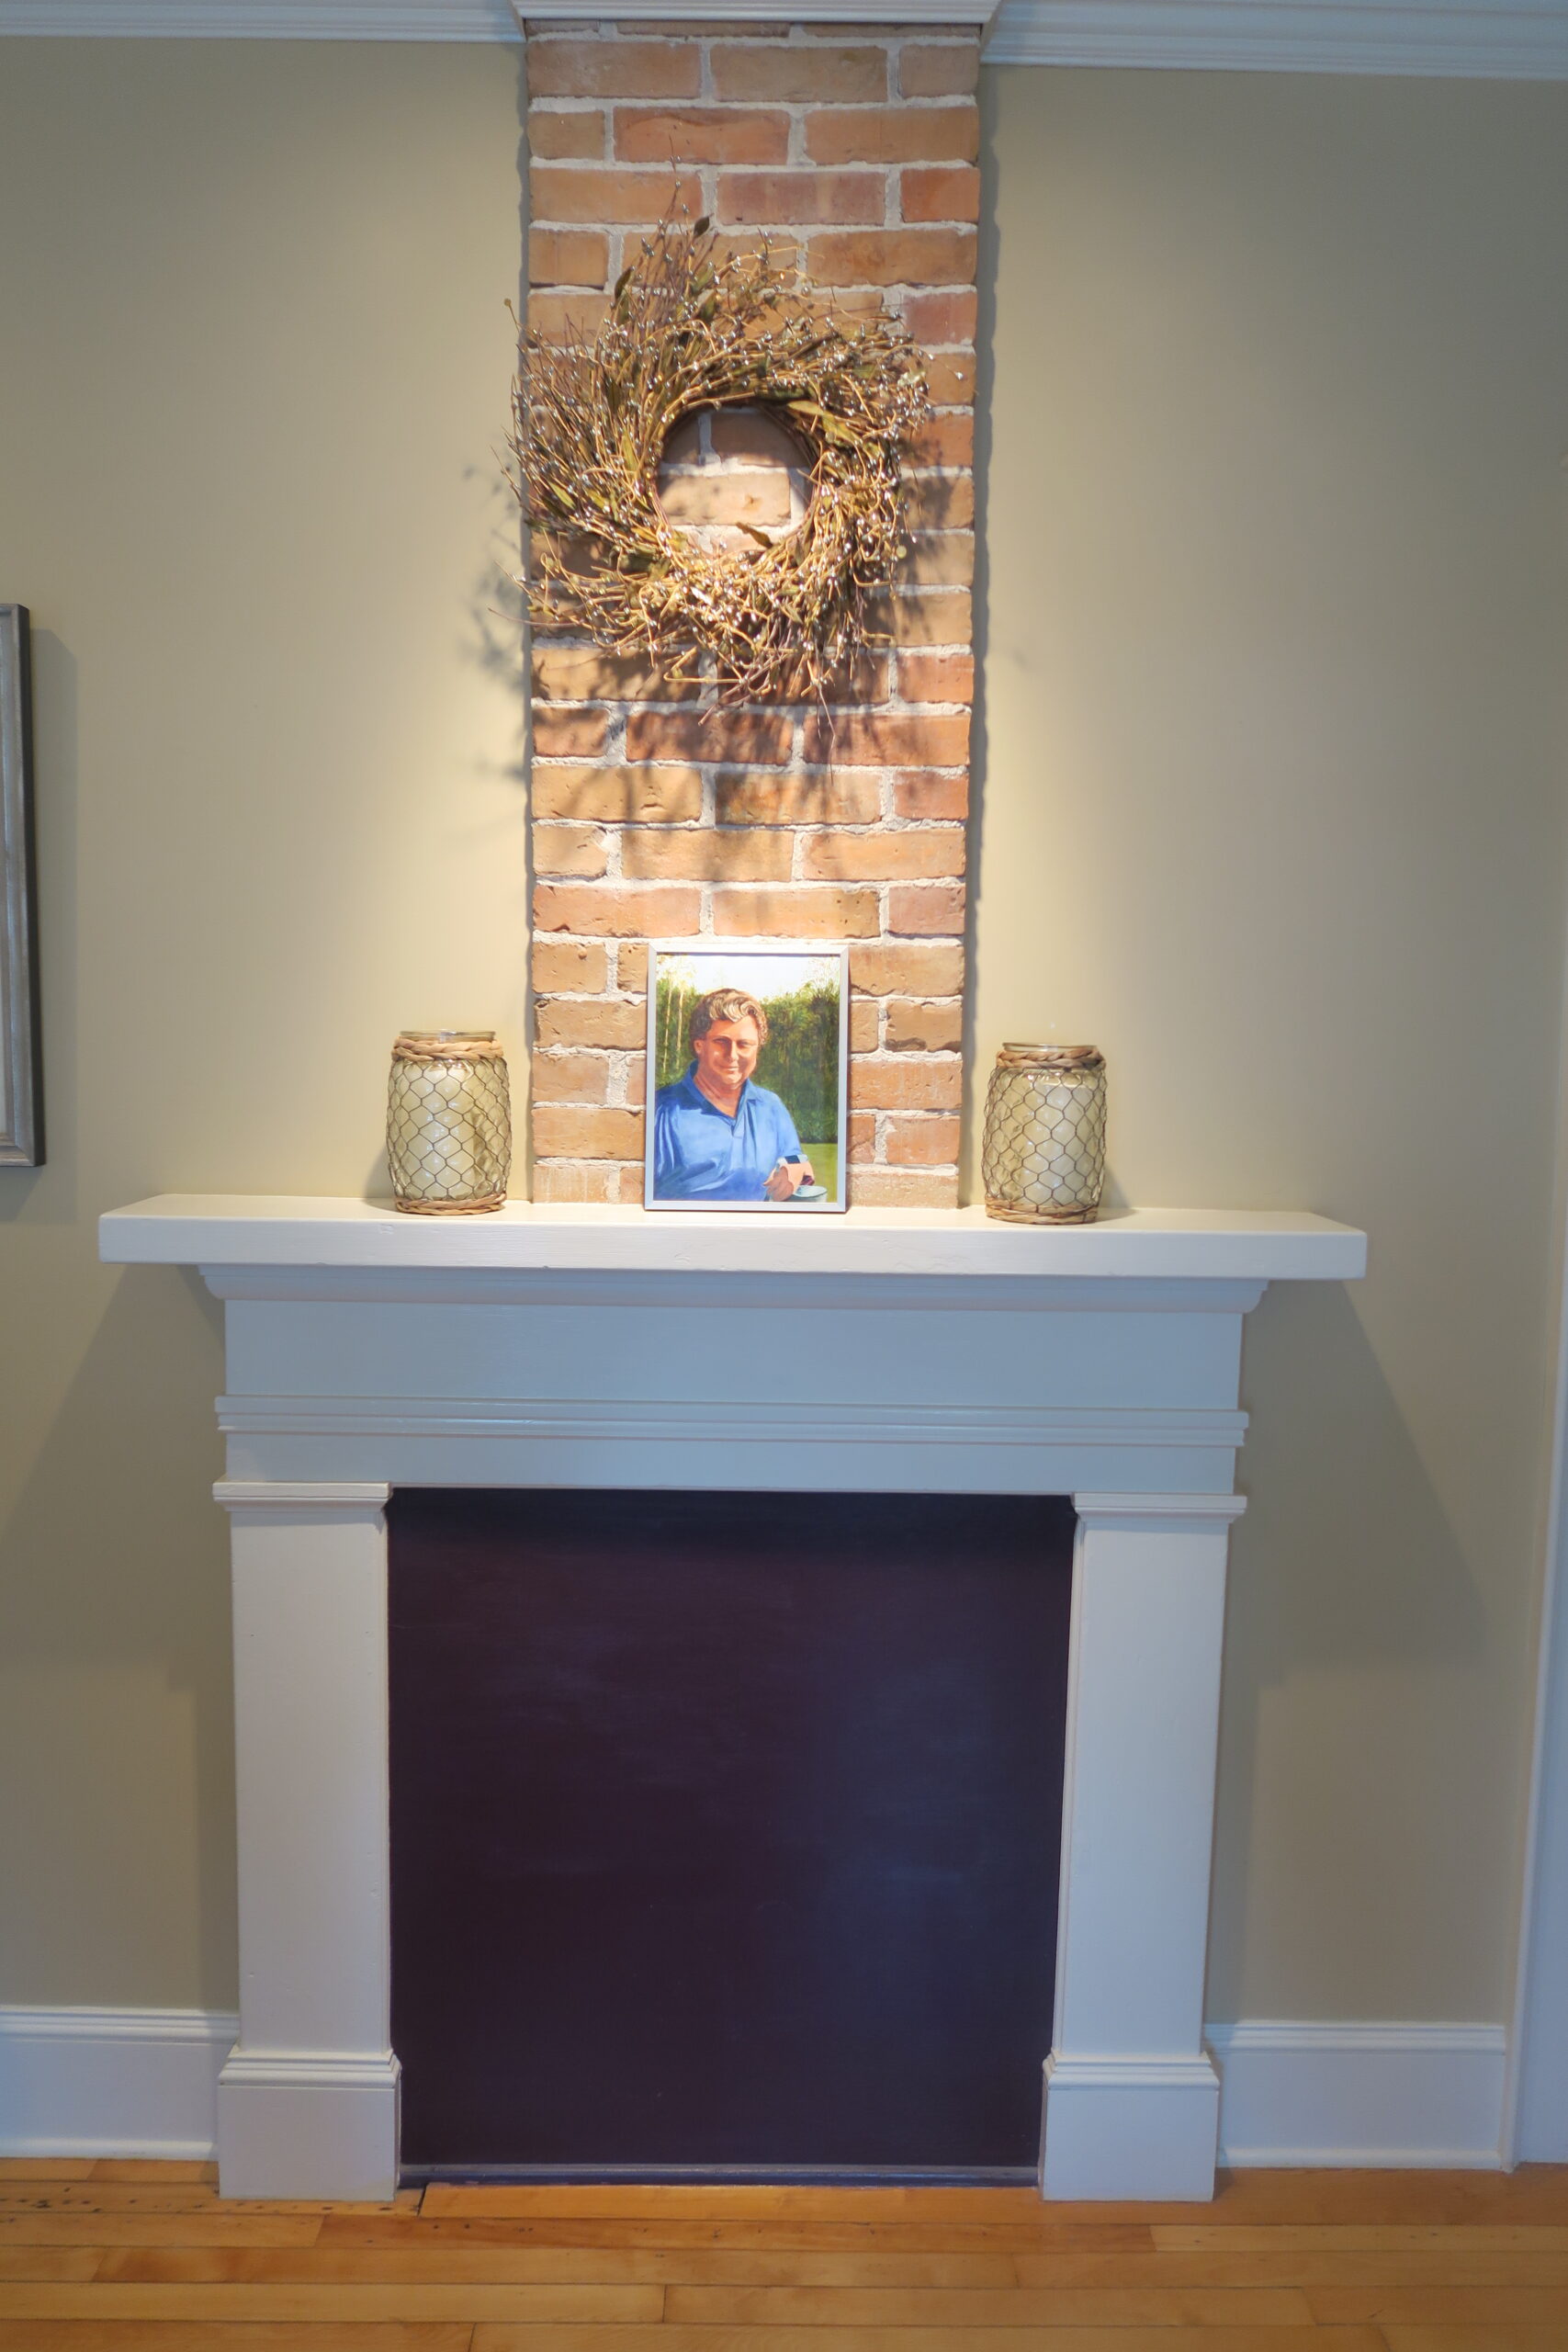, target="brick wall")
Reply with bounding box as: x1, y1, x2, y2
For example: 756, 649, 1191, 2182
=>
524, 19, 978, 1206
